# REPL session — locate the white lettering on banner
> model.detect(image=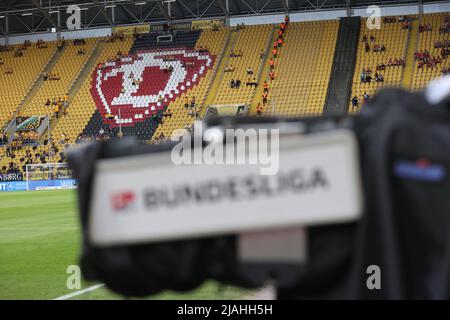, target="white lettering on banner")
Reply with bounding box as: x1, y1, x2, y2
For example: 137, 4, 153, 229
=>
88, 130, 363, 246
